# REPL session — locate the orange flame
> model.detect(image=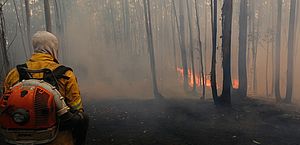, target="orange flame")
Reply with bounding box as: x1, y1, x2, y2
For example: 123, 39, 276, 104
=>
176, 67, 239, 89
176, 67, 210, 88
233, 79, 239, 89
